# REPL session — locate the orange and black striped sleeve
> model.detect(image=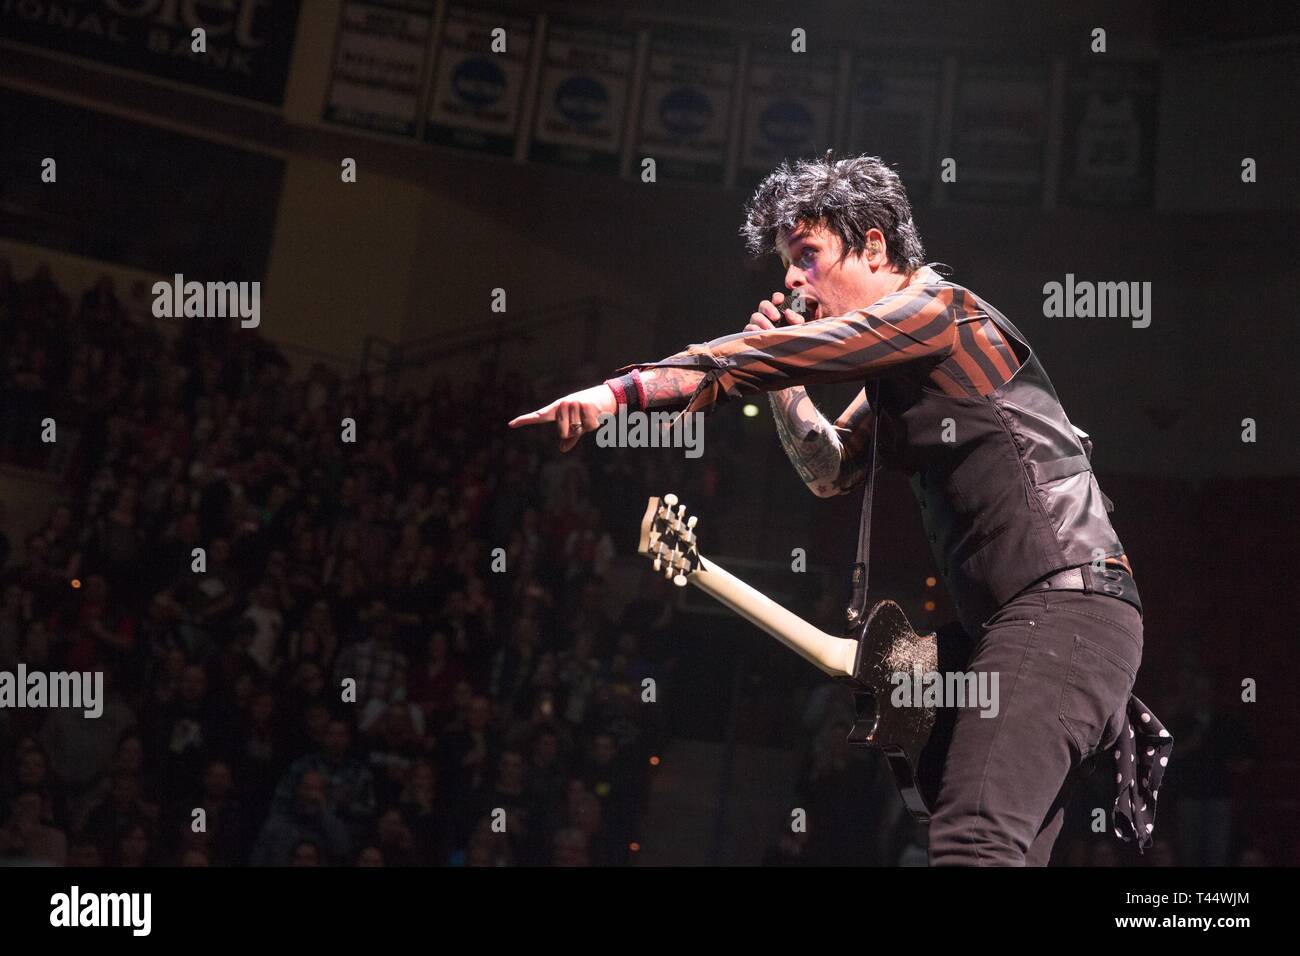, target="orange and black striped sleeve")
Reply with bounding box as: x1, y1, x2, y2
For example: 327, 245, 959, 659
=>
613, 282, 958, 420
